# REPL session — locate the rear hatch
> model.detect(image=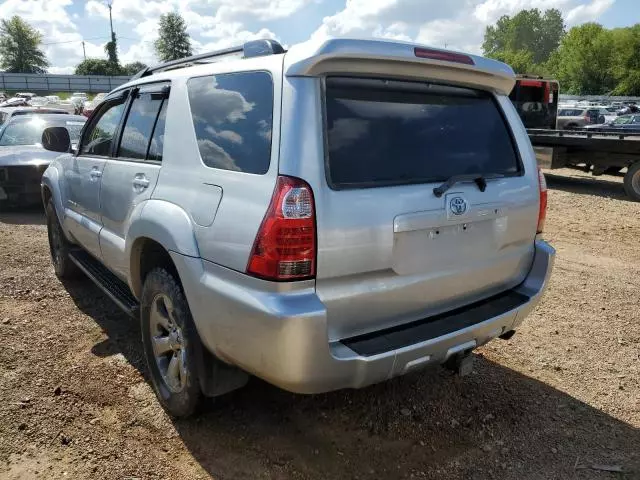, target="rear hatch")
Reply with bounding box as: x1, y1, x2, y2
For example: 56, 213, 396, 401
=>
314, 76, 539, 341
